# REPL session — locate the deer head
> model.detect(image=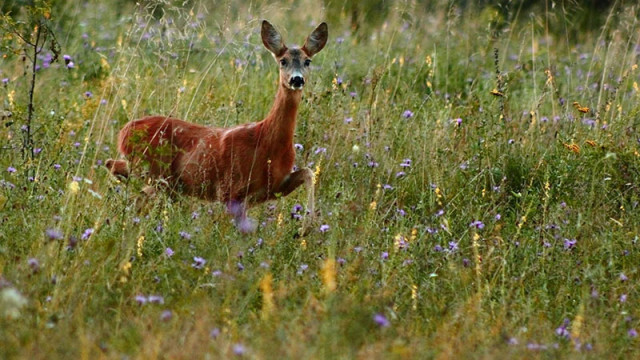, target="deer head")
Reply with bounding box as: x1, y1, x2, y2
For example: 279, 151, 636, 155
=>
261, 20, 328, 91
